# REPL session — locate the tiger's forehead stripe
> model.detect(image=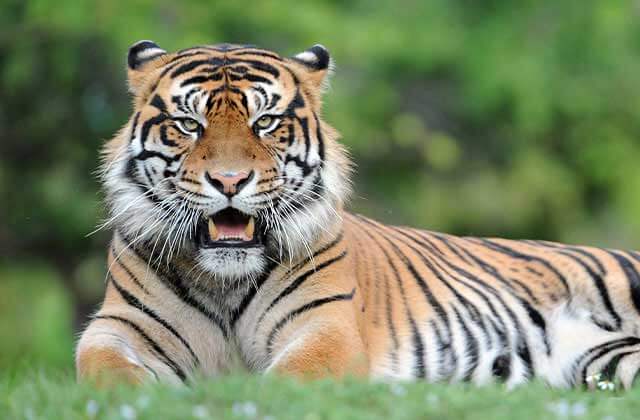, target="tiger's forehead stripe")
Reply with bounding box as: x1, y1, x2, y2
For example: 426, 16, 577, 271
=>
167, 58, 283, 85
145, 58, 302, 125
176, 44, 285, 60
147, 46, 283, 94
